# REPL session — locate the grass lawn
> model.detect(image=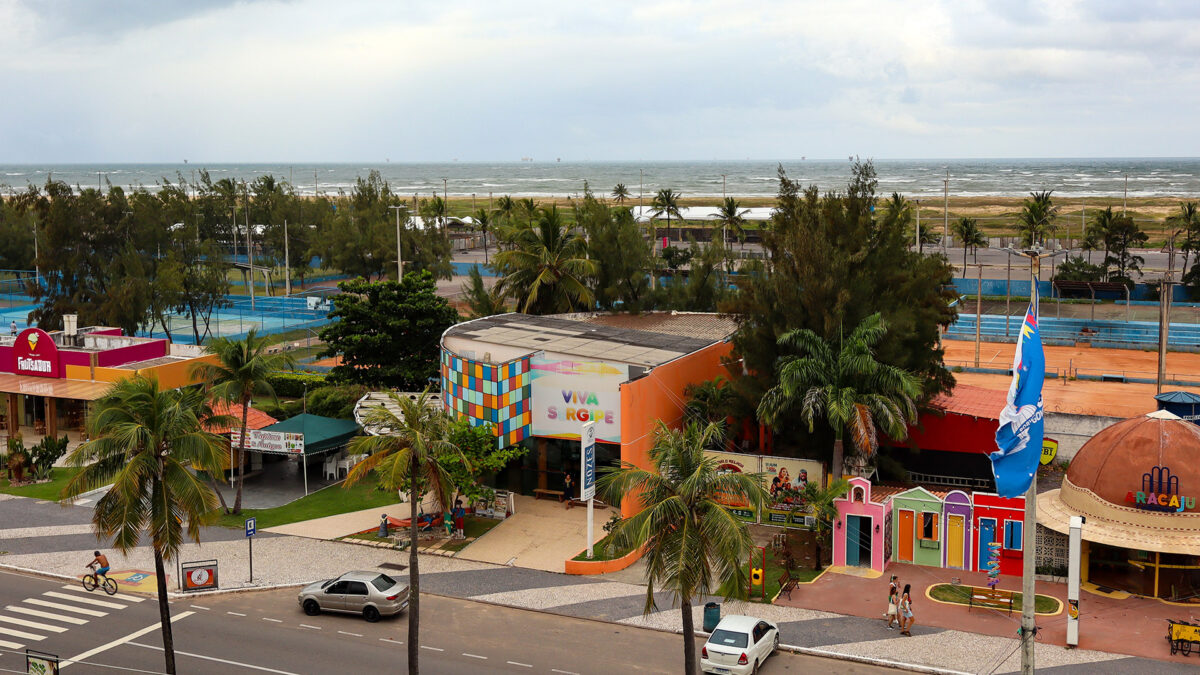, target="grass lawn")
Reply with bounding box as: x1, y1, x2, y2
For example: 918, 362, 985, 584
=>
571, 532, 636, 562
0, 467, 84, 501
214, 480, 400, 530
929, 583, 1060, 615
441, 516, 502, 553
